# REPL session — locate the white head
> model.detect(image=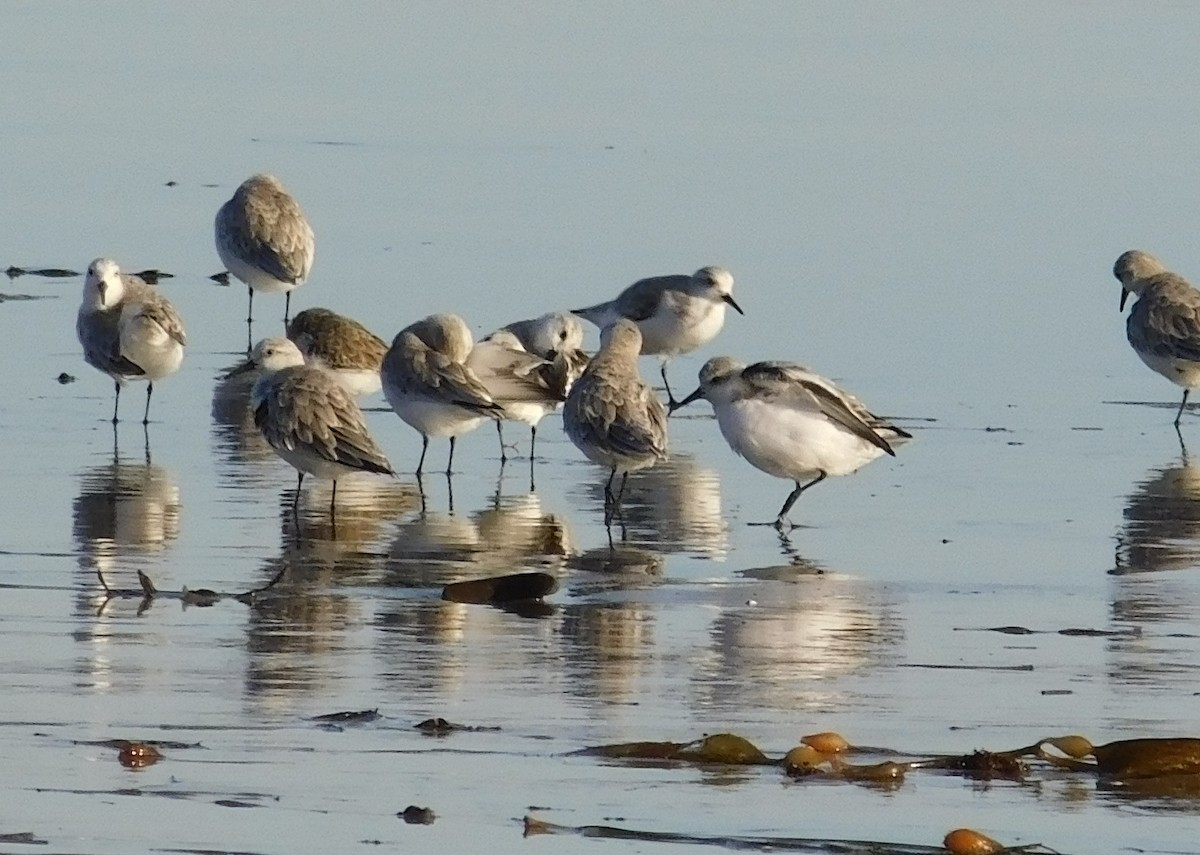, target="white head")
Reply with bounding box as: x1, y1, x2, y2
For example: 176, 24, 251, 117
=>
674, 356, 746, 409
689, 266, 742, 315
83, 257, 126, 309
535, 312, 585, 354
249, 336, 306, 373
